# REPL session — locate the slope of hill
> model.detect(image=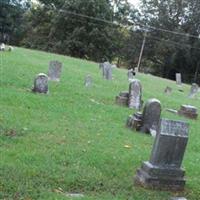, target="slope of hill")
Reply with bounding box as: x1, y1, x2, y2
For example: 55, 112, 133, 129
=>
0, 47, 200, 200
